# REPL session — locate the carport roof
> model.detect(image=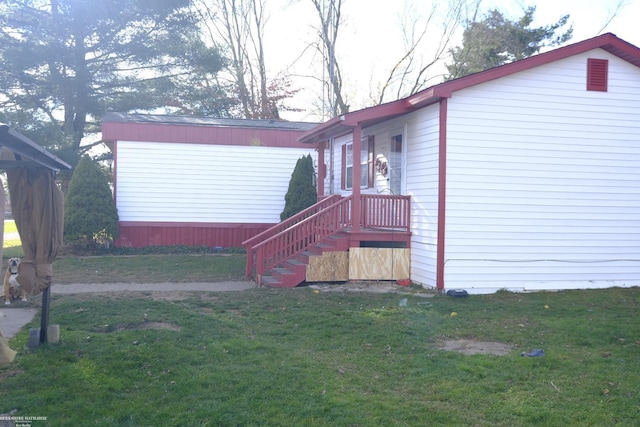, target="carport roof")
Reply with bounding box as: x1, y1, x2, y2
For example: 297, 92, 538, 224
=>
0, 124, 71, 171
